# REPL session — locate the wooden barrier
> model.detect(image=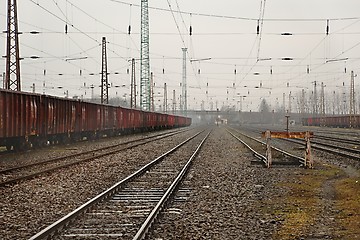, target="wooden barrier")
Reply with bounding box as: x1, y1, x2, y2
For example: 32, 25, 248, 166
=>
262, 131, 313, 168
